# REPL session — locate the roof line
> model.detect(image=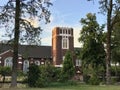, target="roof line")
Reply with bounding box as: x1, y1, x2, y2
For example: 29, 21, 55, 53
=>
0, 49, 13, 56
0, 49, 22, 56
